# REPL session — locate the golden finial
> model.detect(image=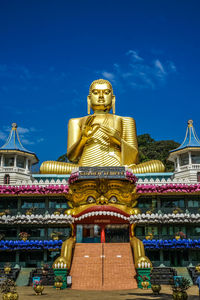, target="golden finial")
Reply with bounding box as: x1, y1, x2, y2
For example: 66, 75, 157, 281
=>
12, 123, 17, 130
188, 120, 193, 127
